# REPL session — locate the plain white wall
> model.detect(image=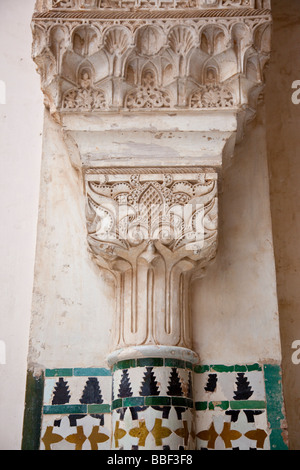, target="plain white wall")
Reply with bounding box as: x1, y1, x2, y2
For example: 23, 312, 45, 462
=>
0, 0, 43, 449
